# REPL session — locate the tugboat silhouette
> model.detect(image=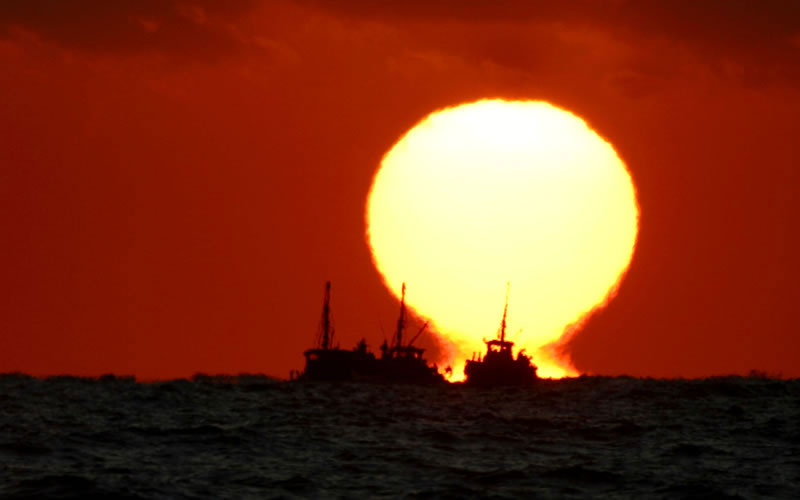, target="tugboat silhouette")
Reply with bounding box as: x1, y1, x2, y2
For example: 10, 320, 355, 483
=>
297, 282, 445, 385
464, 283, 538, 386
